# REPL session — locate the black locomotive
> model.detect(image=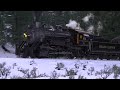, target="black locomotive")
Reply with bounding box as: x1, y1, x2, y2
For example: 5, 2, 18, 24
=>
15, 23, 120, 60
